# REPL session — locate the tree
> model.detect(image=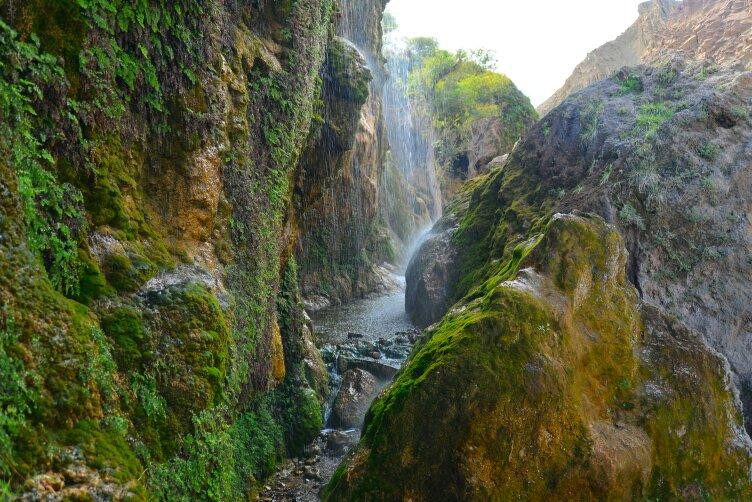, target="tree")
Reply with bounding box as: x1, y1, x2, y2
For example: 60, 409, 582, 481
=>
382, 12, 398, 35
